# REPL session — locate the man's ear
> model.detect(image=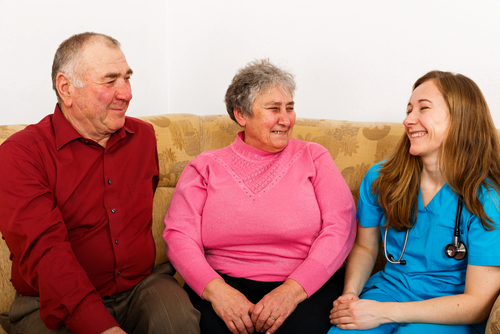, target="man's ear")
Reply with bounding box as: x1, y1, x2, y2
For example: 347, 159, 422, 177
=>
56, 73, 73, 107
233, 109, 247, 127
